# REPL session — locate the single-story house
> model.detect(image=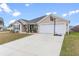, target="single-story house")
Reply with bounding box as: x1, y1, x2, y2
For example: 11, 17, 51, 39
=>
69, 25, 79, 32
0, 17, 4, 31
8, 14, 69, 34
